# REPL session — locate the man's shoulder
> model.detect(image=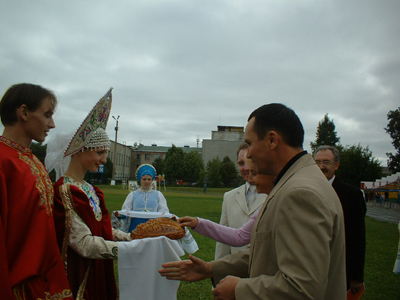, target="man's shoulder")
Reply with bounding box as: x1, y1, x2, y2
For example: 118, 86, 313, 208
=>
224, 184, 245, 196
333, 178, 361, 194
